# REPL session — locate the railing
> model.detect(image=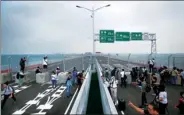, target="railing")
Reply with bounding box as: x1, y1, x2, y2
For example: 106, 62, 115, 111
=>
105, 54, 184, 70
1, 55, 82, 73
95, 59, 118, 114
70, 65, 92, 114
